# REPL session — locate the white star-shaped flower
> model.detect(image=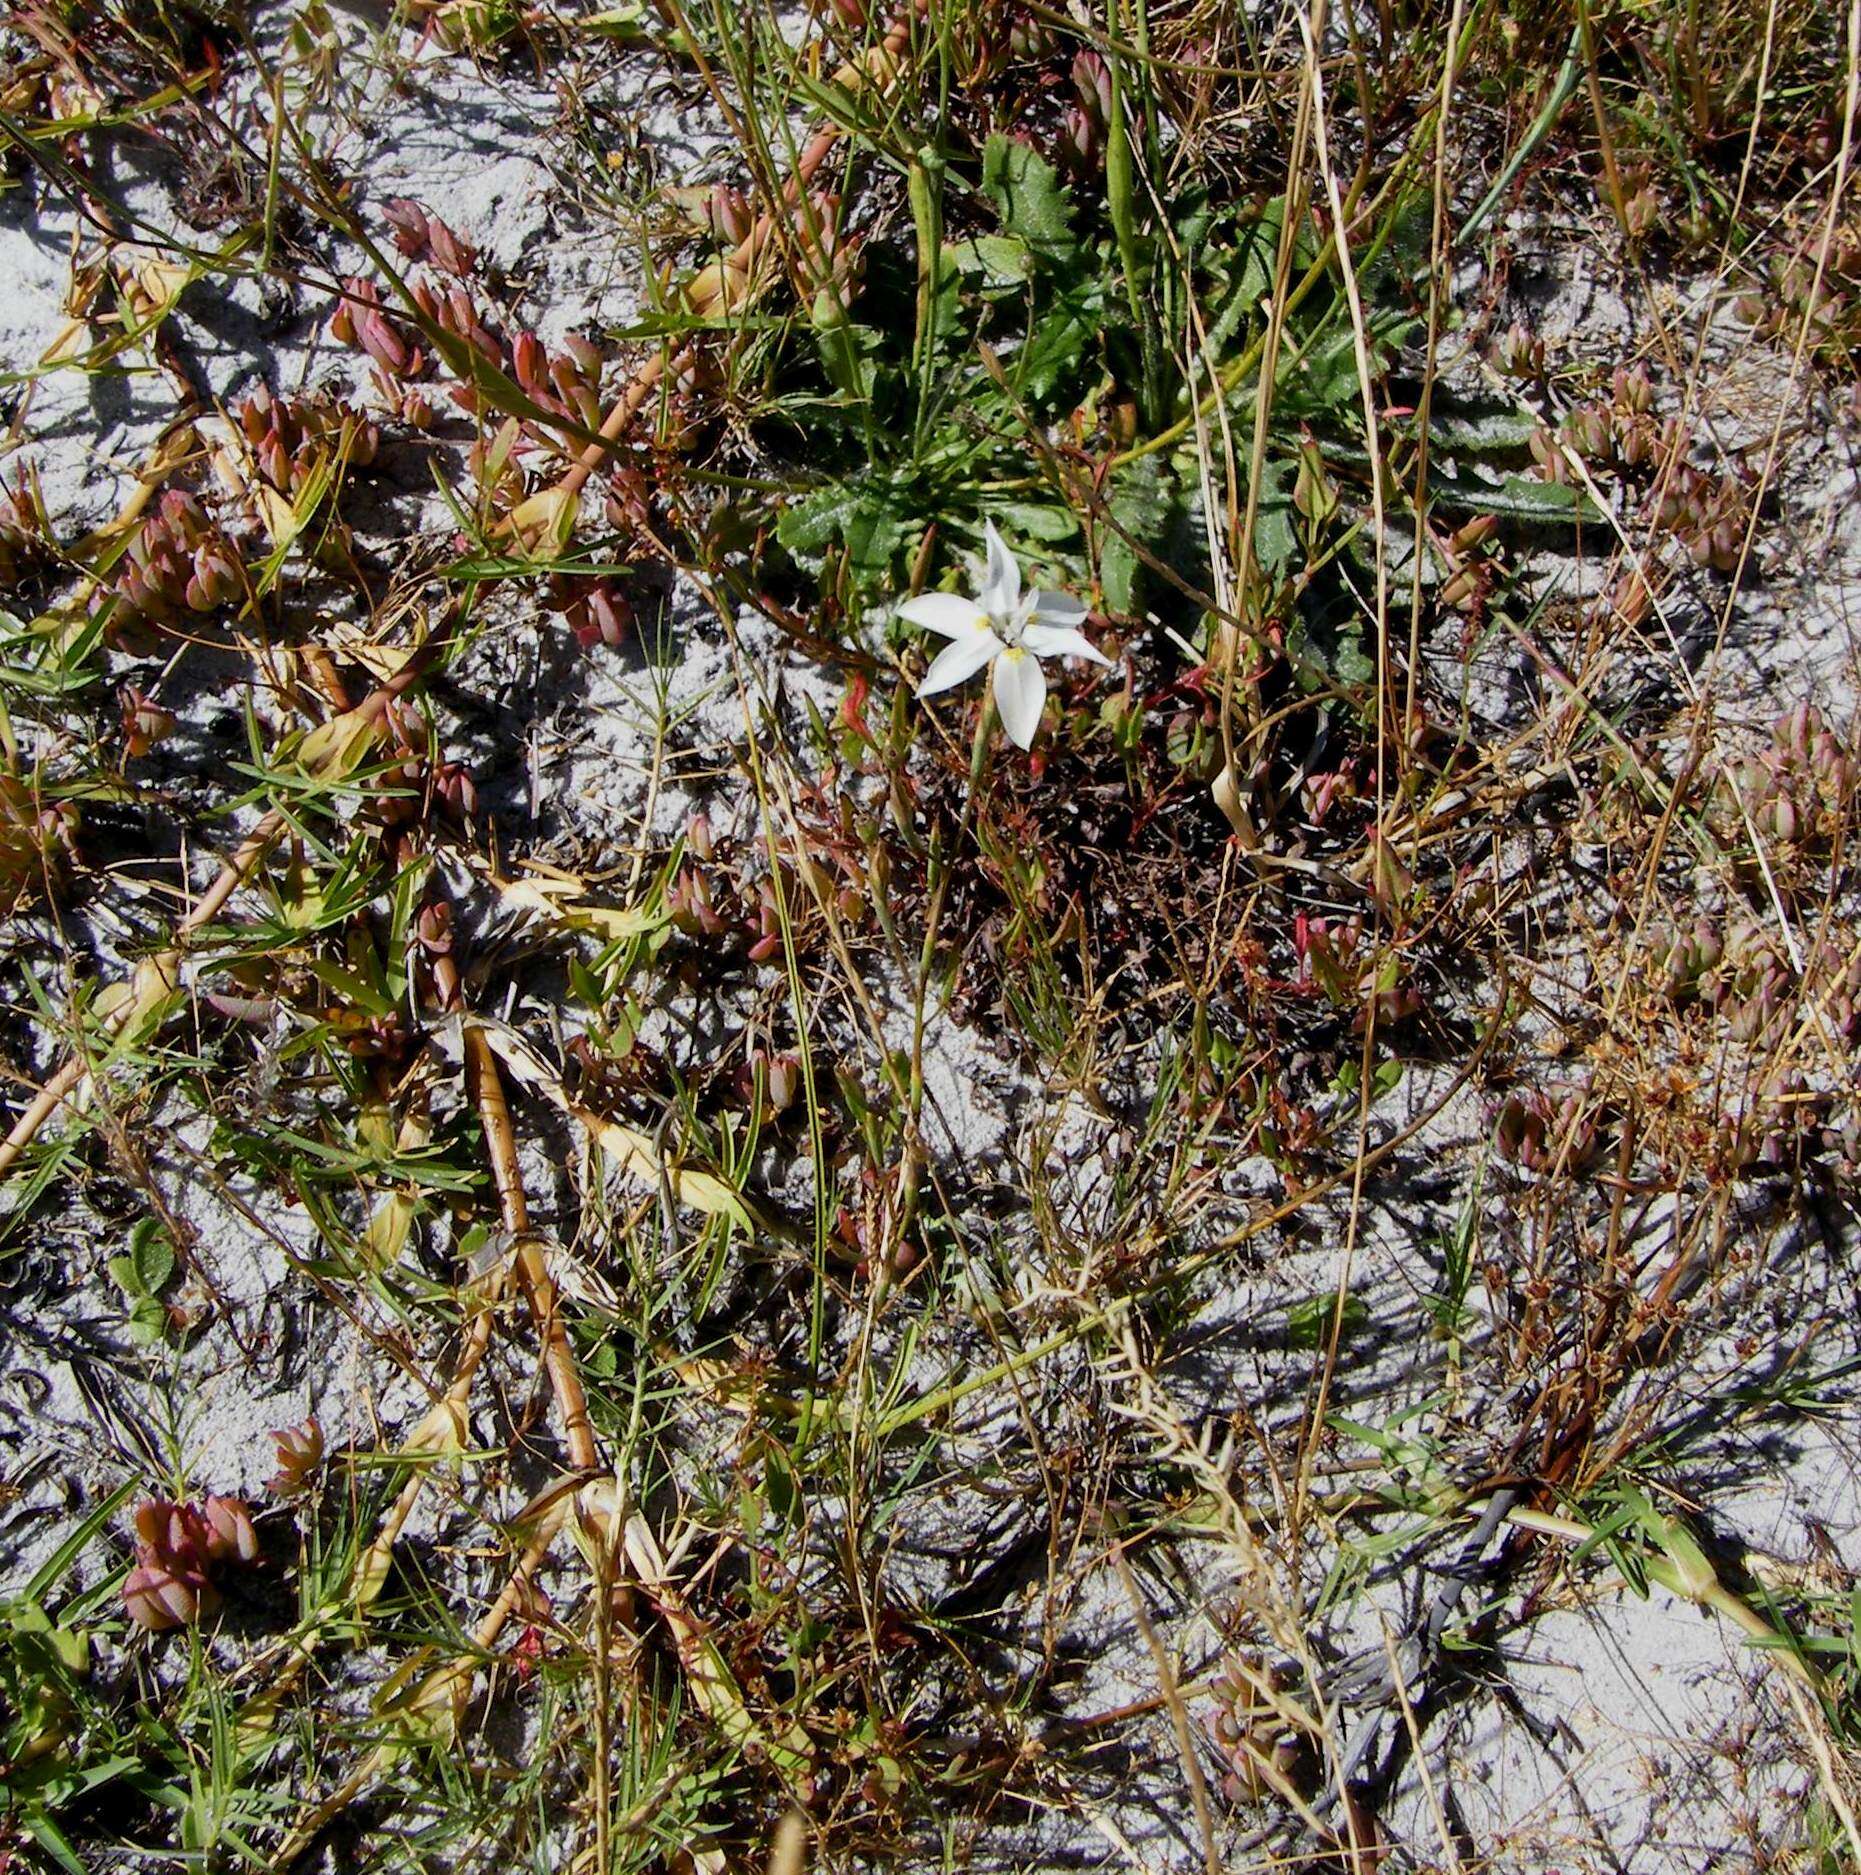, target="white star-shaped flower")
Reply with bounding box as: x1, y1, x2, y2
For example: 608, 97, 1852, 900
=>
899, 520, 1112, 750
